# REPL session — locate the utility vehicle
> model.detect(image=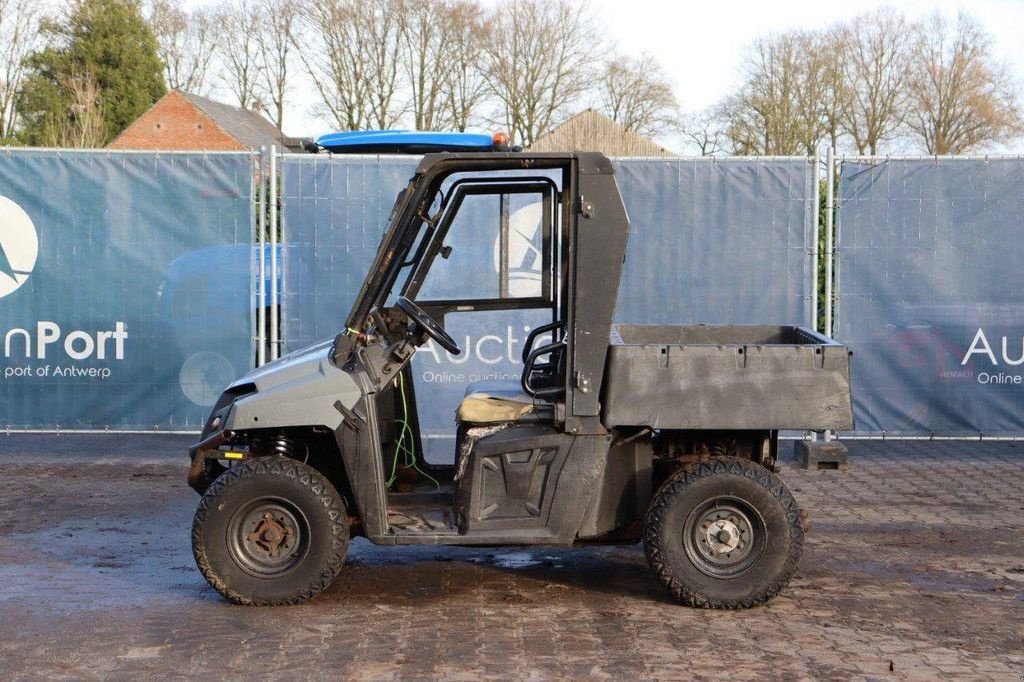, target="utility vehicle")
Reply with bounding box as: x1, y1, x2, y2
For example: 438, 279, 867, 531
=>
187, 132, 853, 608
